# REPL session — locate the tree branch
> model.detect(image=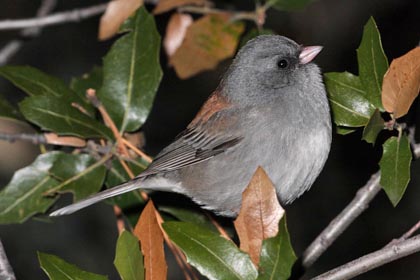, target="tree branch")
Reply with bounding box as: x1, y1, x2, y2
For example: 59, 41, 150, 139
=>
302, 173, 381, 268
0, 132, 48, 145
303, 143, 420, 268
0, 239, 16, 280
311, 234, 420, 280
0, 3, 107, 31
0, 0, 57, 65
